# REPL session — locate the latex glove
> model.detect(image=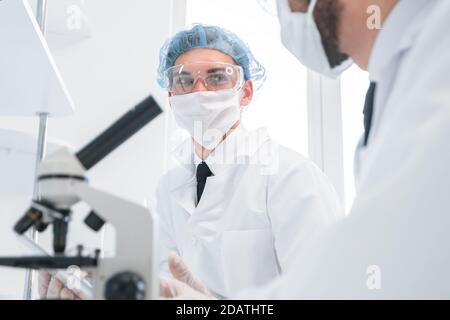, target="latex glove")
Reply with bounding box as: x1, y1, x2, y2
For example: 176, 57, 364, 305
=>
167, 252, 212, 296
160, 277, 214, 300
159, 252, 214, 299
38, 271, 83, 300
